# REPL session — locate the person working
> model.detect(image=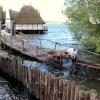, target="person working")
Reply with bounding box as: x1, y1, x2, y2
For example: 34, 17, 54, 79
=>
67, 47, 78, 62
